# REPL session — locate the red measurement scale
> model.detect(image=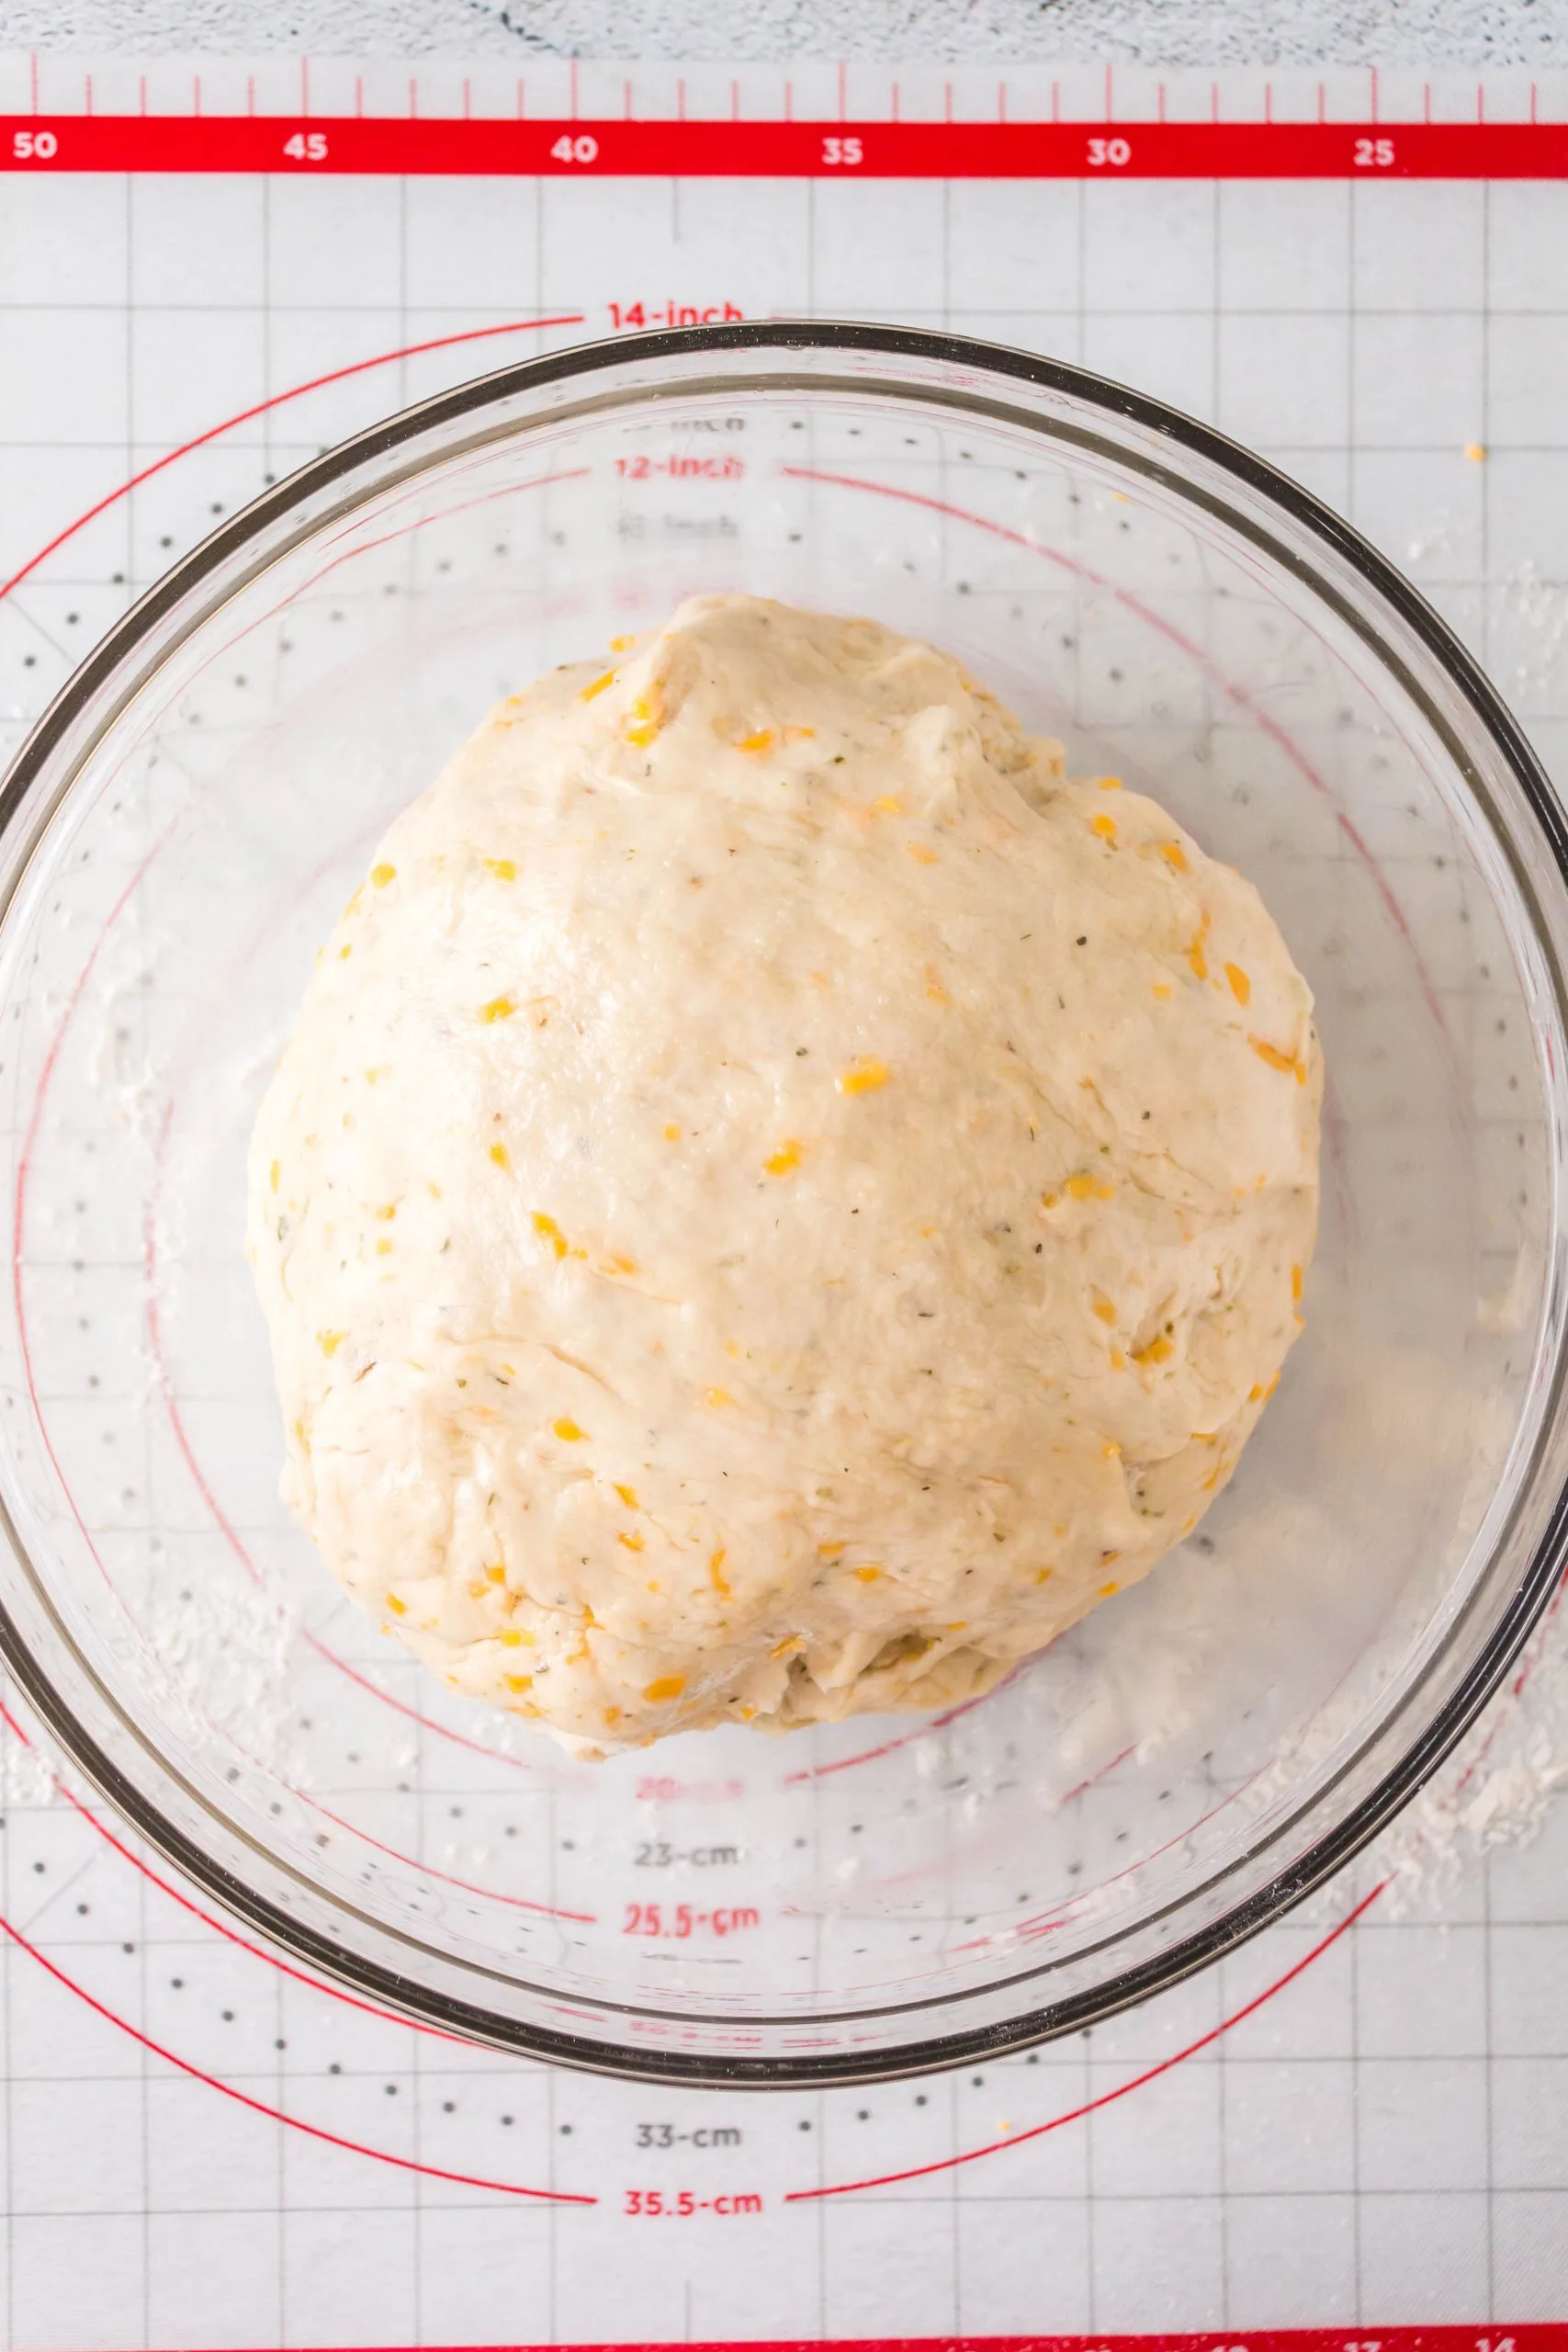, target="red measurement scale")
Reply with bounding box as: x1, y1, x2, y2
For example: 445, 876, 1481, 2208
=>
1, 114, 1566, 175
243, 2332, 1568, 2347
